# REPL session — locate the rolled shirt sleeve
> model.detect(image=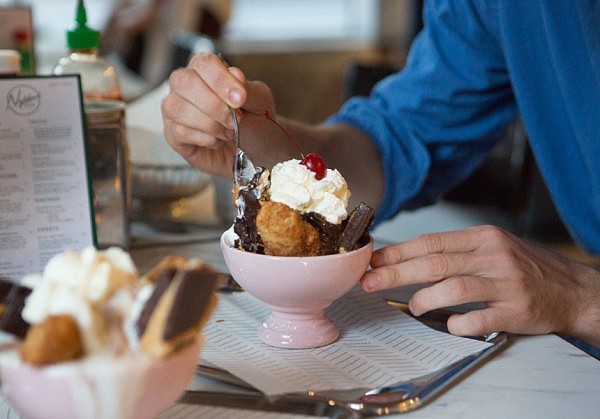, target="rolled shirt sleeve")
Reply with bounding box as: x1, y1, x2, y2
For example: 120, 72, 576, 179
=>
327, 0, 517, 225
